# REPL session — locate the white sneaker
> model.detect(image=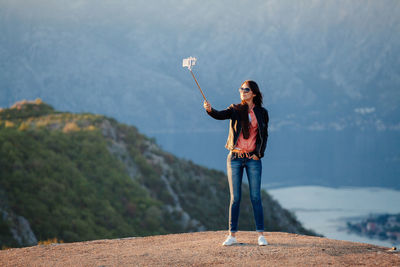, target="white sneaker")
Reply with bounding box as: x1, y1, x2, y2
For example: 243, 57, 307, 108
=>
222, 235, 237, 246
258, 235, 268, 246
